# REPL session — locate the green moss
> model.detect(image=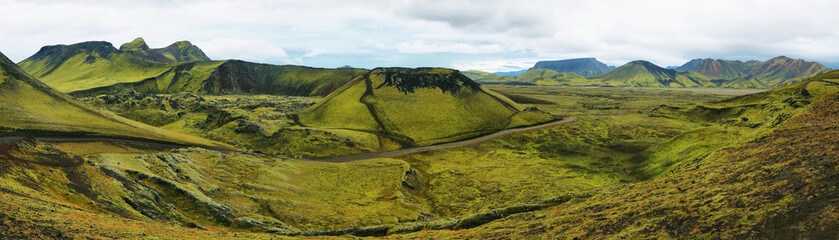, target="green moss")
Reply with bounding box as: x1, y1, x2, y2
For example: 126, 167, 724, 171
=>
0, 50, 230, 149
301, 68, 552, 146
